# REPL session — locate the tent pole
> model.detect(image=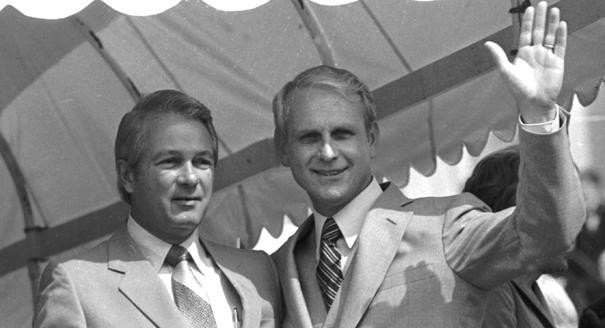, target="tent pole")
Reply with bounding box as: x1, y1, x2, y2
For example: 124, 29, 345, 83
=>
358, 0, 413, 72
120, 17, 239, 158
289, 0, 335, 66
70, 17, 141, 101
0, 133, 41, 304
